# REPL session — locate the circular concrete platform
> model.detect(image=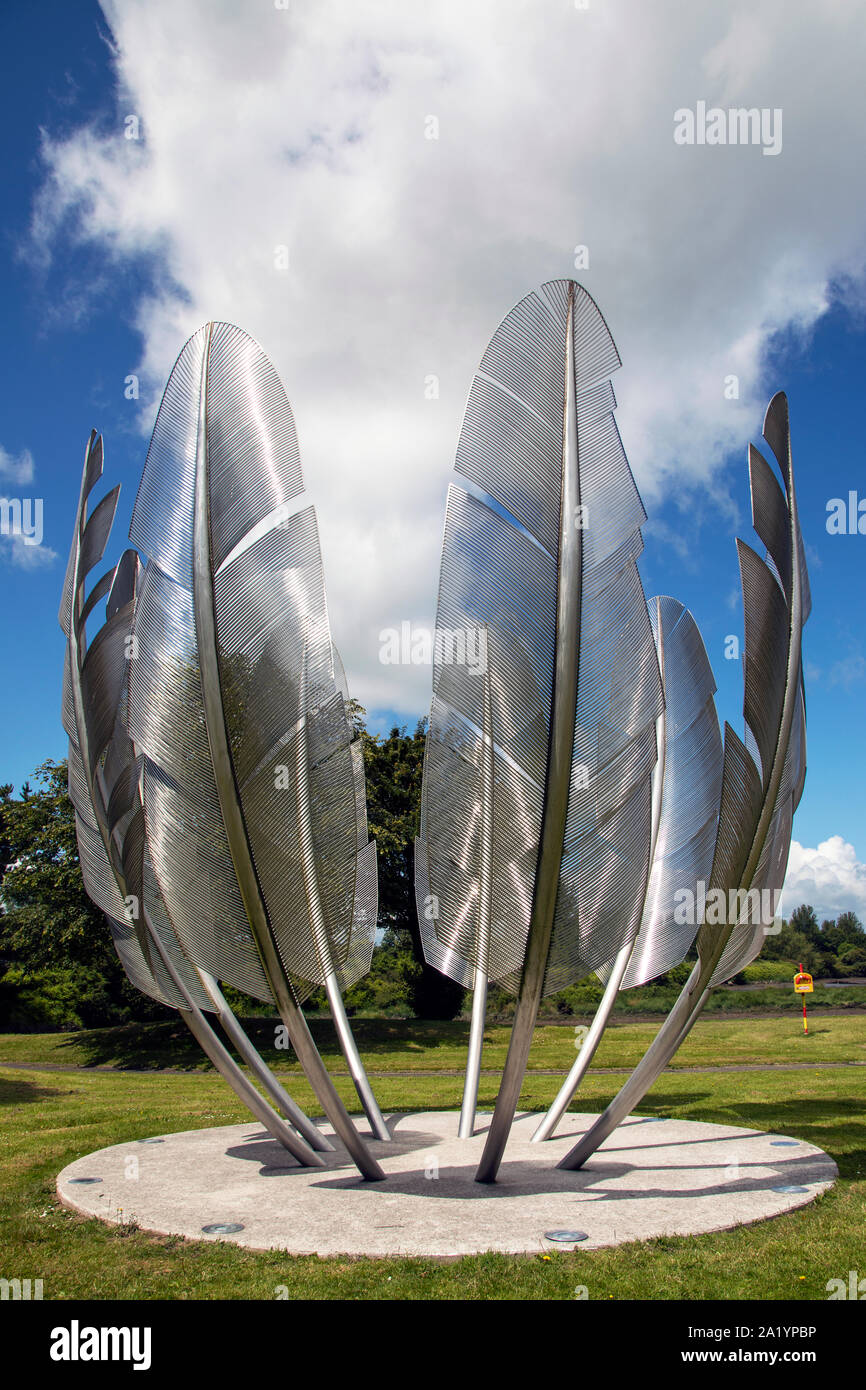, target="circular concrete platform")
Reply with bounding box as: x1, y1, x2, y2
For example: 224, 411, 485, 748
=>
57, 1111, 837, 1257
